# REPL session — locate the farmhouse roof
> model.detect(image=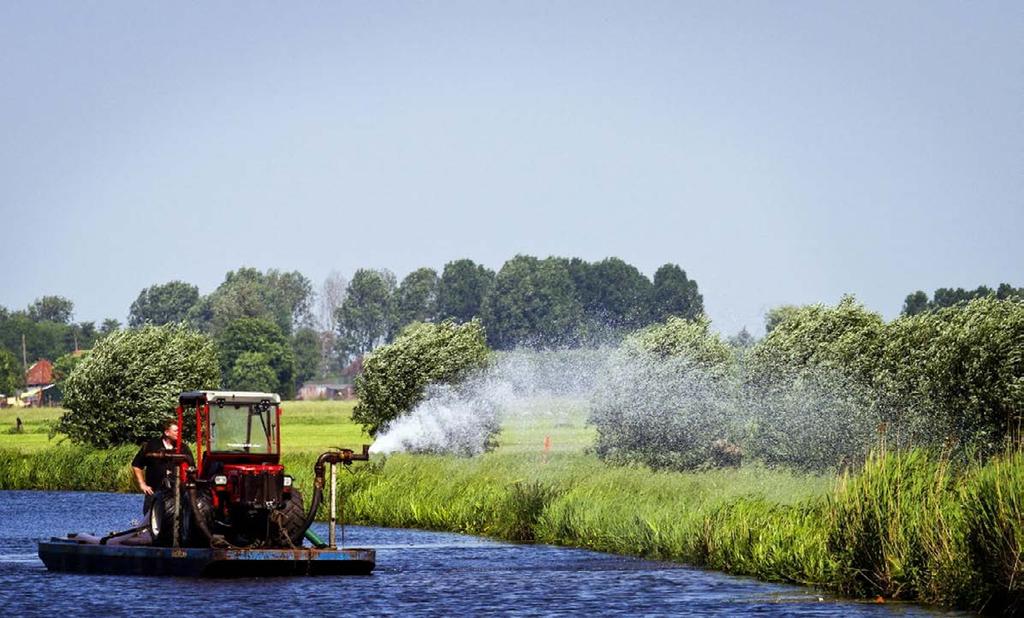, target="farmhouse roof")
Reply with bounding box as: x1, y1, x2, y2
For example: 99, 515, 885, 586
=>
25, 359, 53, 386
341, 356, 363, 377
